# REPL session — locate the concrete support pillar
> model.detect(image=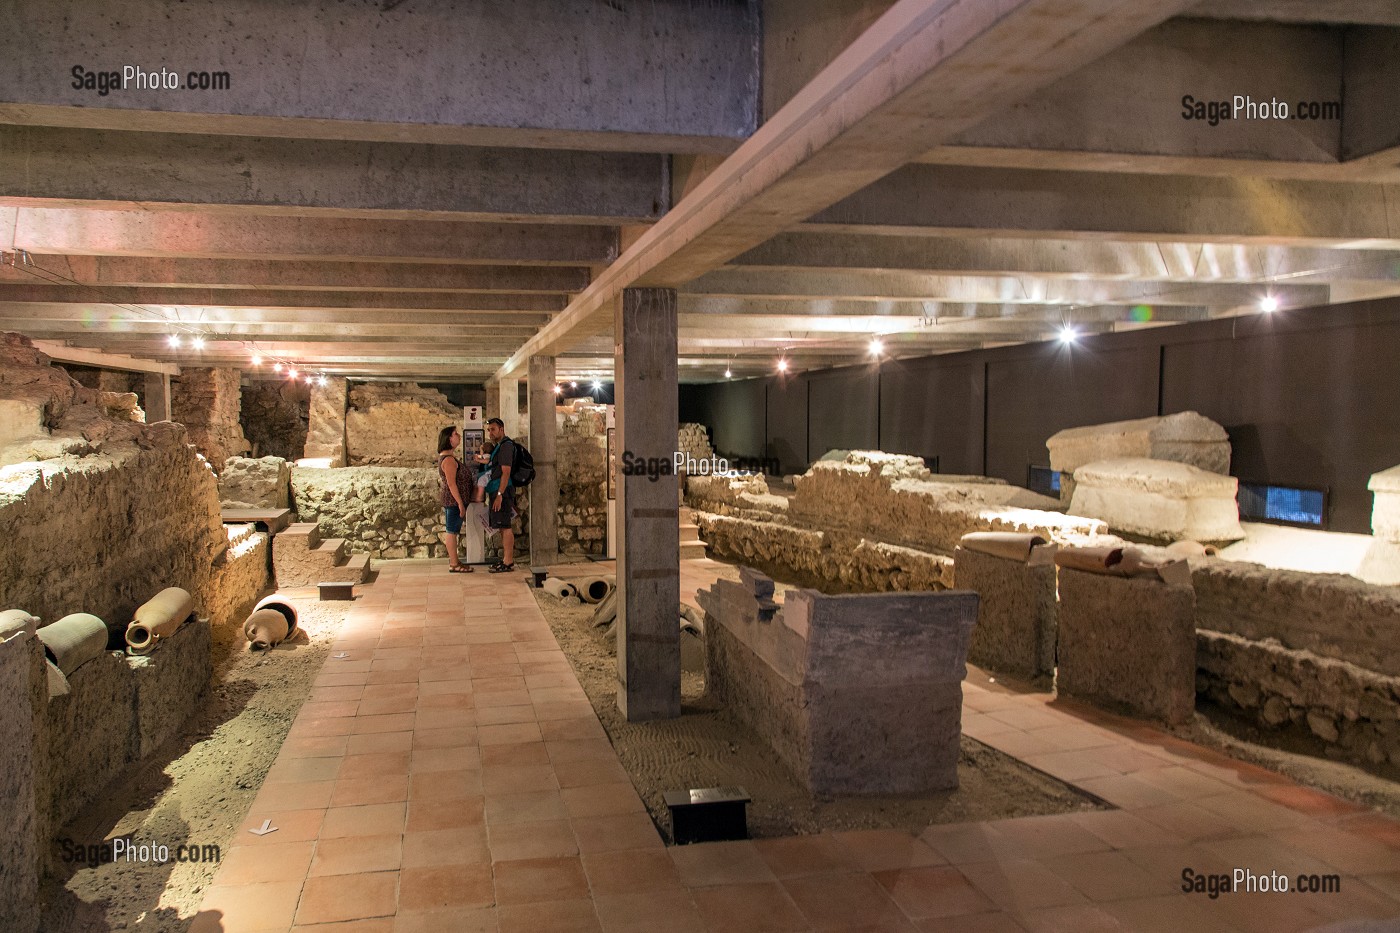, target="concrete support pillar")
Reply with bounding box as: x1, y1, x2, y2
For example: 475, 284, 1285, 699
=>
143, 373, 171, 422
614, 287, 680, 722
528, 356, 560, 569
485, 377, 521, 437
